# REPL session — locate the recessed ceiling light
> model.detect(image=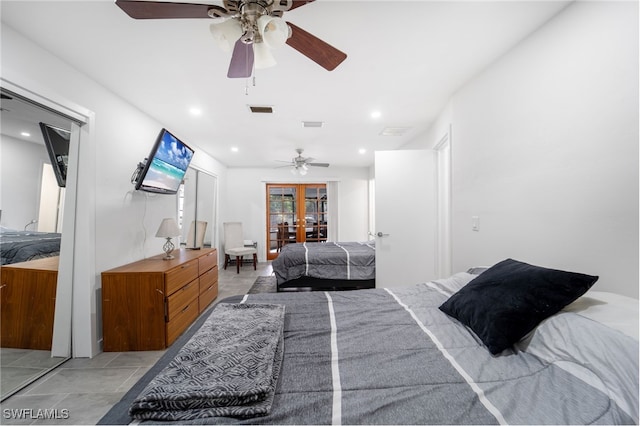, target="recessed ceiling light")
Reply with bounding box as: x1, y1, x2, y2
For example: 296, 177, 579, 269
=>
231, 147, 239, 152
21, 132, 30, 137
371, 110, 382, 119
189, 107, 202, 116
359, 148, 366, 154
